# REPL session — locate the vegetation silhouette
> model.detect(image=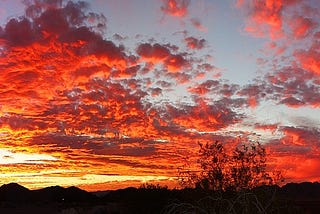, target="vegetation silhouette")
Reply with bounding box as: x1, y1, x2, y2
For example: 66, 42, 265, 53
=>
179, 141, 282, 191
168, 140, 294, 214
